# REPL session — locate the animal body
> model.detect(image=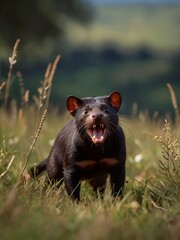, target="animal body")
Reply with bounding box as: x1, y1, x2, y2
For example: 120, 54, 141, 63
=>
29, 91, 126, 201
